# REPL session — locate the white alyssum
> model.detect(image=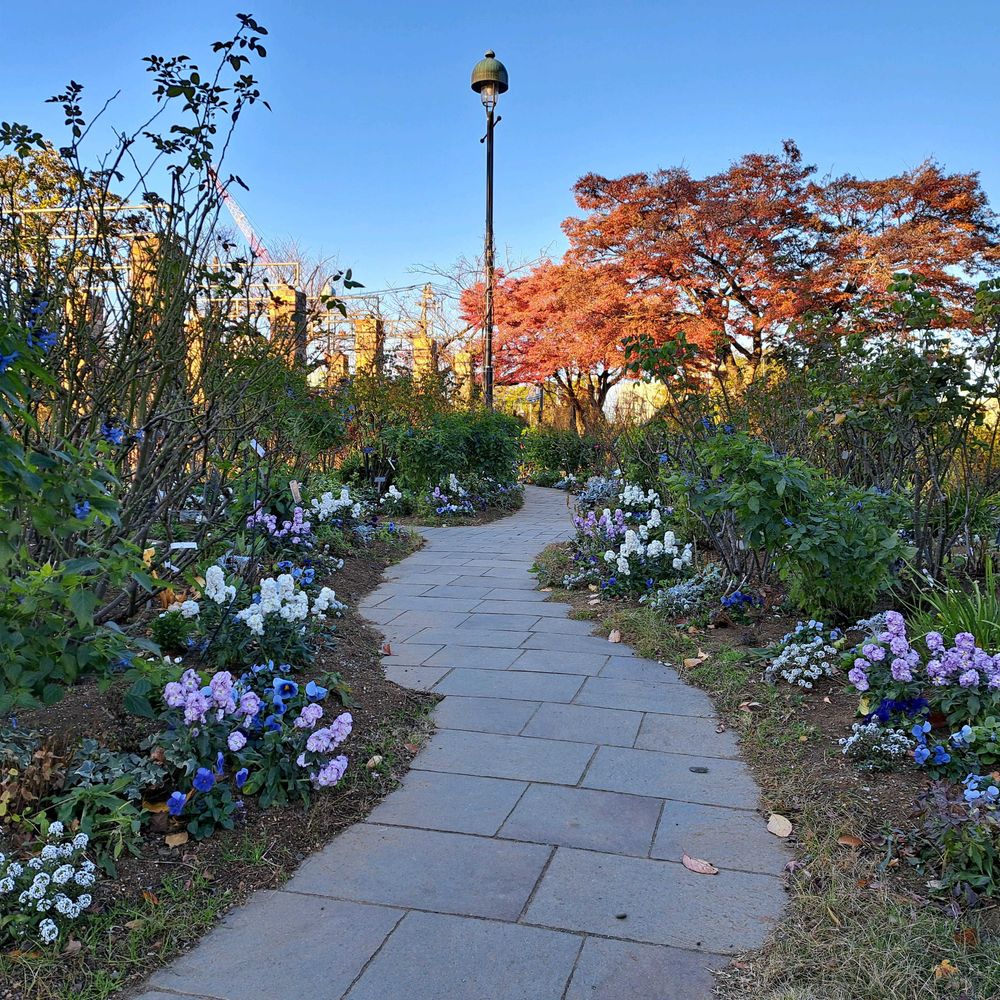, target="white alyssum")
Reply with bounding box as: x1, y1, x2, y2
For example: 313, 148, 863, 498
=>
310, 486, 366, 522
0, 828, 98, 946
204, 565, 237, 604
